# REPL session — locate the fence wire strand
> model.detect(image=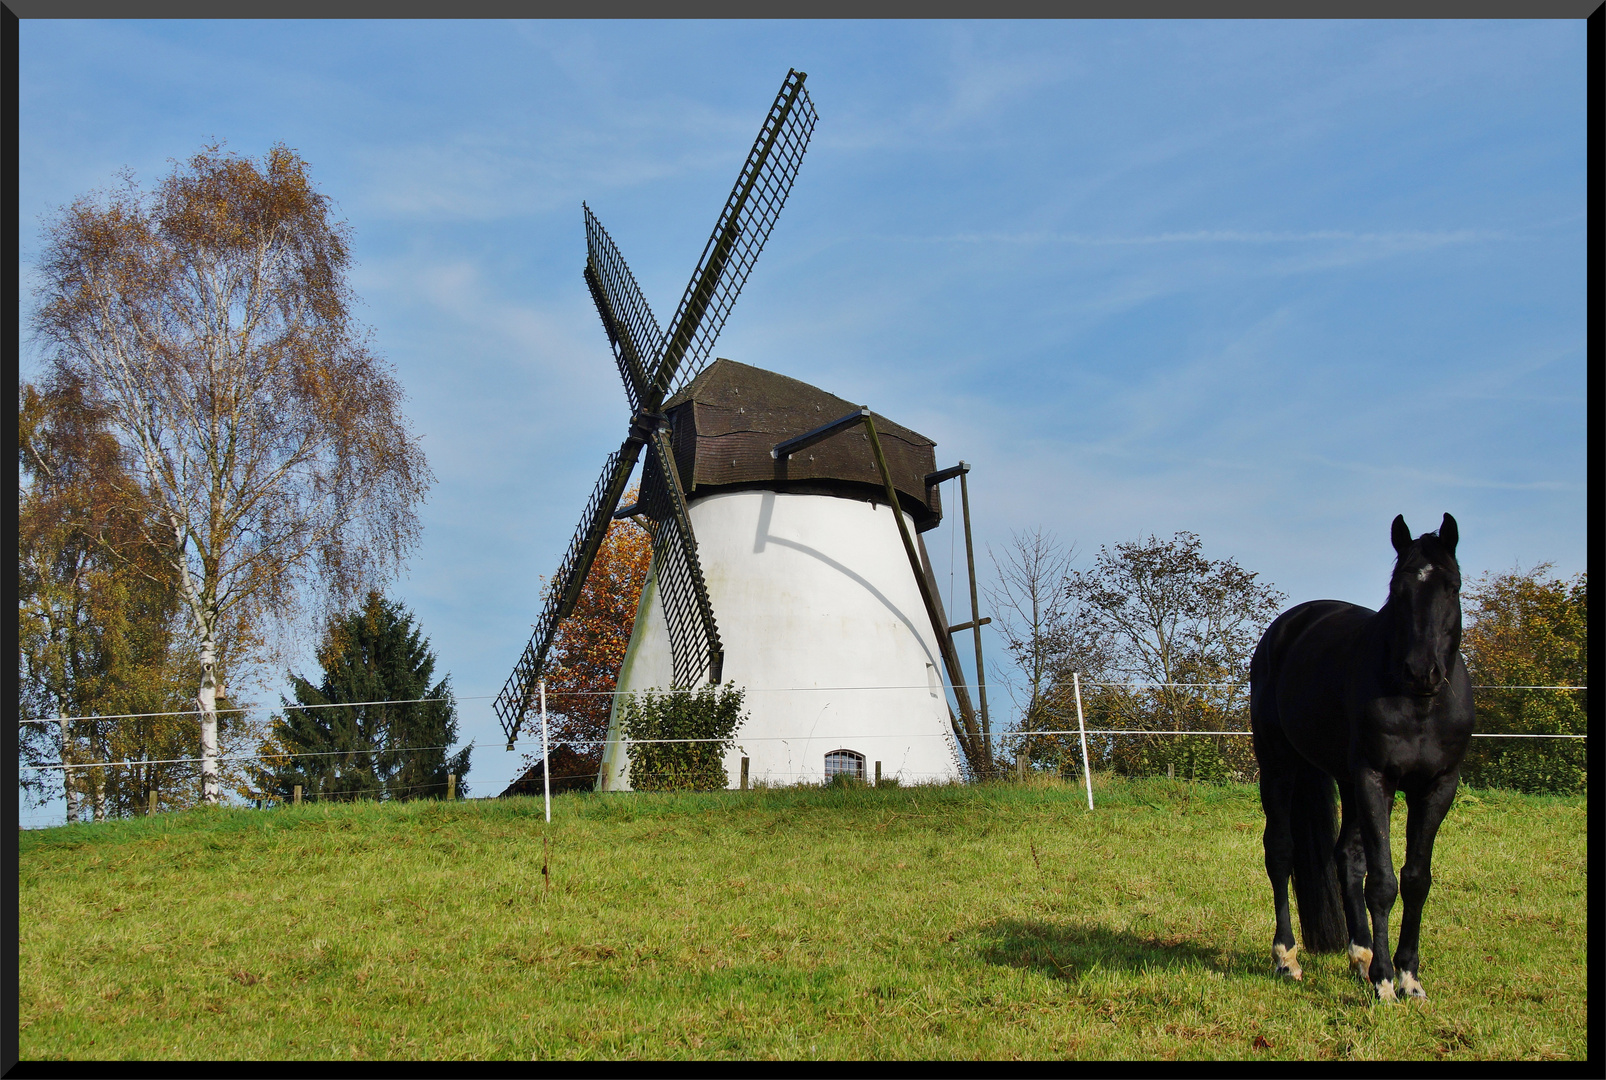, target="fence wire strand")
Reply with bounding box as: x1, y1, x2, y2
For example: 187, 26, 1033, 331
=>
19, 681, 1583, 828
22, 682, 1586, 726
